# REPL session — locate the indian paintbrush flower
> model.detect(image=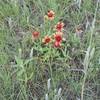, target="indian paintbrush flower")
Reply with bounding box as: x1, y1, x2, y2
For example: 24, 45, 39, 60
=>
32, 31, 40, 39
47, 10, 55, 20
55, 22, 64, 32
42, 35, 51, 44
